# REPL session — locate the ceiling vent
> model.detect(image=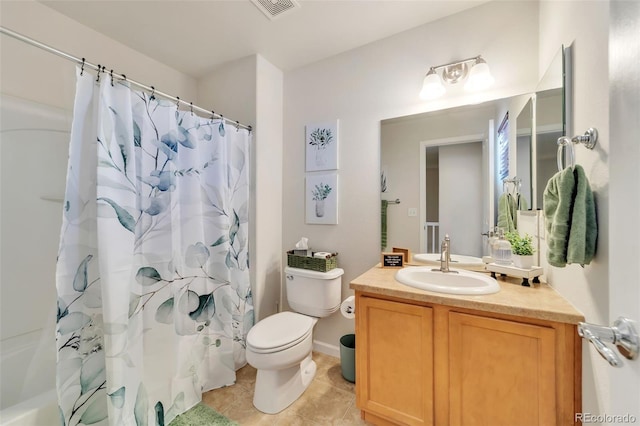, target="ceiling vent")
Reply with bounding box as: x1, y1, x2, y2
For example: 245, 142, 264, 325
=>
251, 0, 300, 20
